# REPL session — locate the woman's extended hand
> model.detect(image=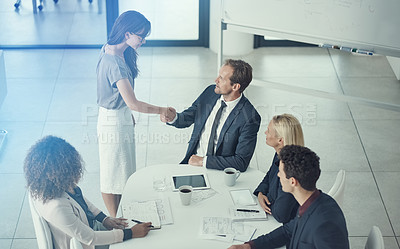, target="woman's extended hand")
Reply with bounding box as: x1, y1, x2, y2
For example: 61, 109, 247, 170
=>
160, 107, 176, 123
131, 222, 152, 238
103, 217, 129, 230
257, 192, 272, 214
